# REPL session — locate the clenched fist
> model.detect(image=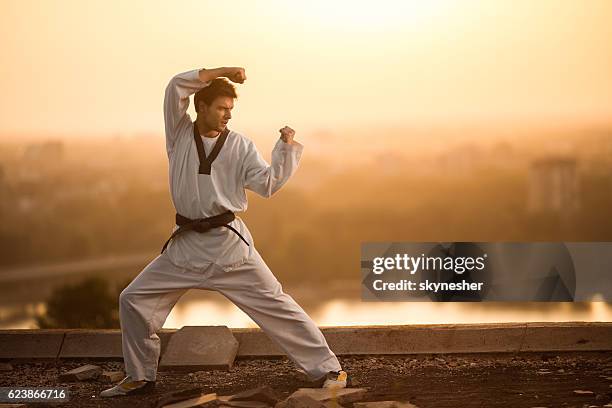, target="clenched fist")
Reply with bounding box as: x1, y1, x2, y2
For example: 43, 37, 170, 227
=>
279, 126, 296, 144
225, 67, 246, 84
